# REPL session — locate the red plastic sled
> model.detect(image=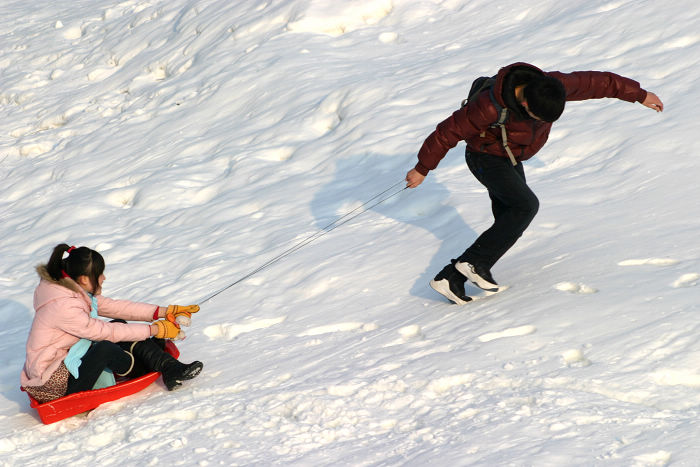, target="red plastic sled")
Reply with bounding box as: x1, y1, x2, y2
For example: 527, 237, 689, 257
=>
23, 341, 180, 424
